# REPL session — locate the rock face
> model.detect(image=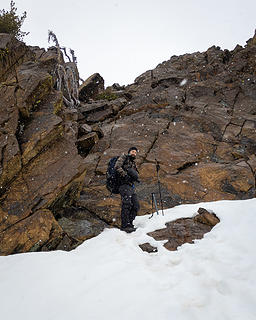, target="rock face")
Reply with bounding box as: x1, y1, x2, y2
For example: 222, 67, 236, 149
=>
77, 34, 256, 224
79, 73, 104, 102
57, 207, 107, 241
1, 31, 256, 255
142, 208, 220, 252
0, 34, 89, 255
